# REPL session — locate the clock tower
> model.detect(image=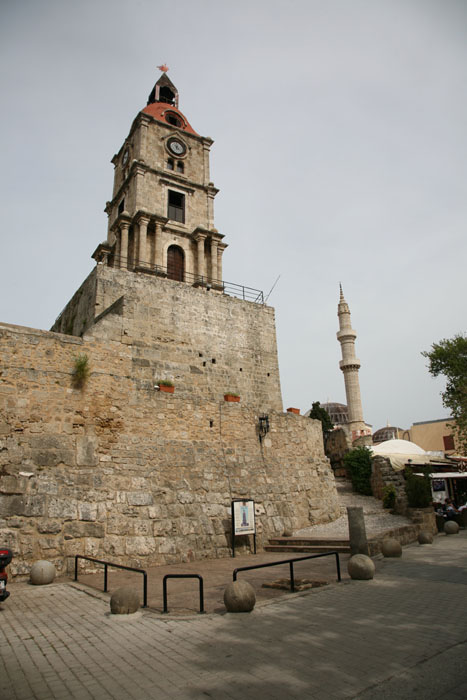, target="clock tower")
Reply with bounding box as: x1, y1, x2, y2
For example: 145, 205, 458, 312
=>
93, 71, 226, 286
